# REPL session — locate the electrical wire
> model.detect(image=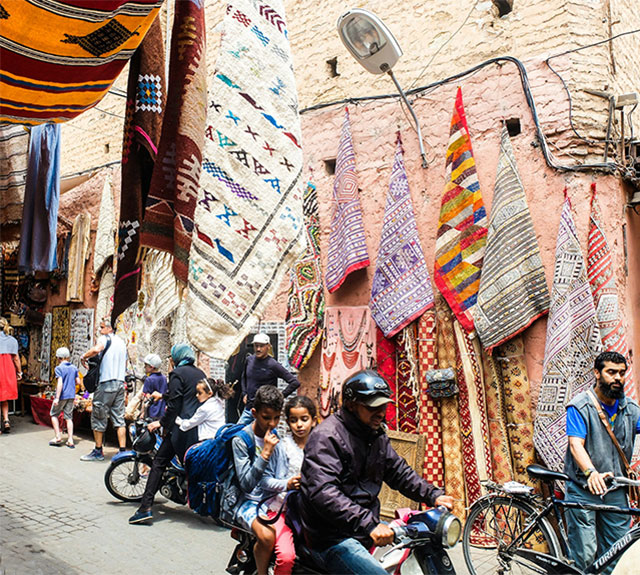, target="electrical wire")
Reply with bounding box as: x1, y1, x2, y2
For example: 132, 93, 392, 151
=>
61, 160, 120, 180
